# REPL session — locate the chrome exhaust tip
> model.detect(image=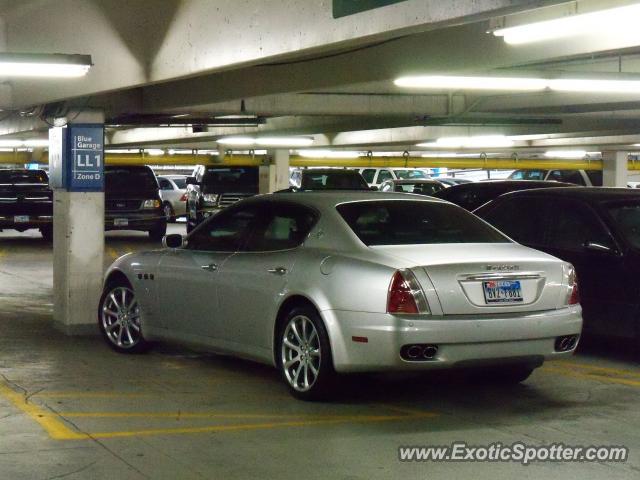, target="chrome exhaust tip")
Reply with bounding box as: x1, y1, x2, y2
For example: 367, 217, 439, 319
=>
555, 334, 579, 352
406, 345, 422, 359
422, 345, 438, 359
